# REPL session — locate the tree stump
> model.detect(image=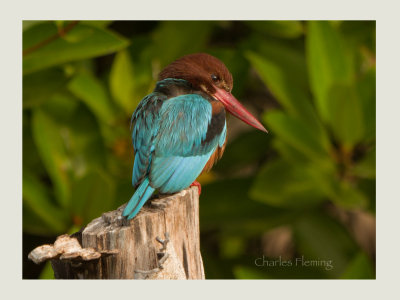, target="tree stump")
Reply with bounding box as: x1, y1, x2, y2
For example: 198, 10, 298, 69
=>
28, 187, 205, 279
